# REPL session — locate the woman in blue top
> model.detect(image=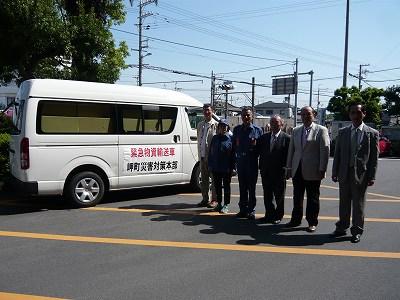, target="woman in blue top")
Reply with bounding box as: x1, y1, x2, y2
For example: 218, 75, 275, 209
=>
208, 119, 234, 213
